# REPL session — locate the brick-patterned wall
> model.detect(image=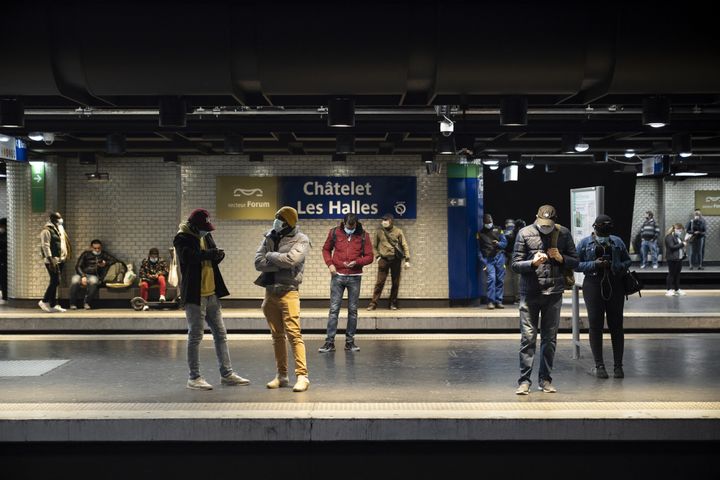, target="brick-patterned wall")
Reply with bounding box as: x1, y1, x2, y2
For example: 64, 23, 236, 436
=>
0, 178, 7, 219
181, 155, 448, 299
632, 176, 720, 261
